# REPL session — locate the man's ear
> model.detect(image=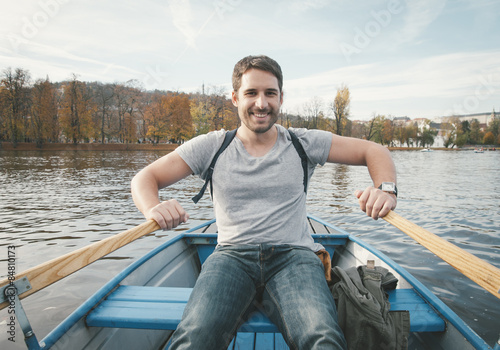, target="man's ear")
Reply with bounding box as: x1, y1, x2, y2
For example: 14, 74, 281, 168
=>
231, 90, 238, 107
